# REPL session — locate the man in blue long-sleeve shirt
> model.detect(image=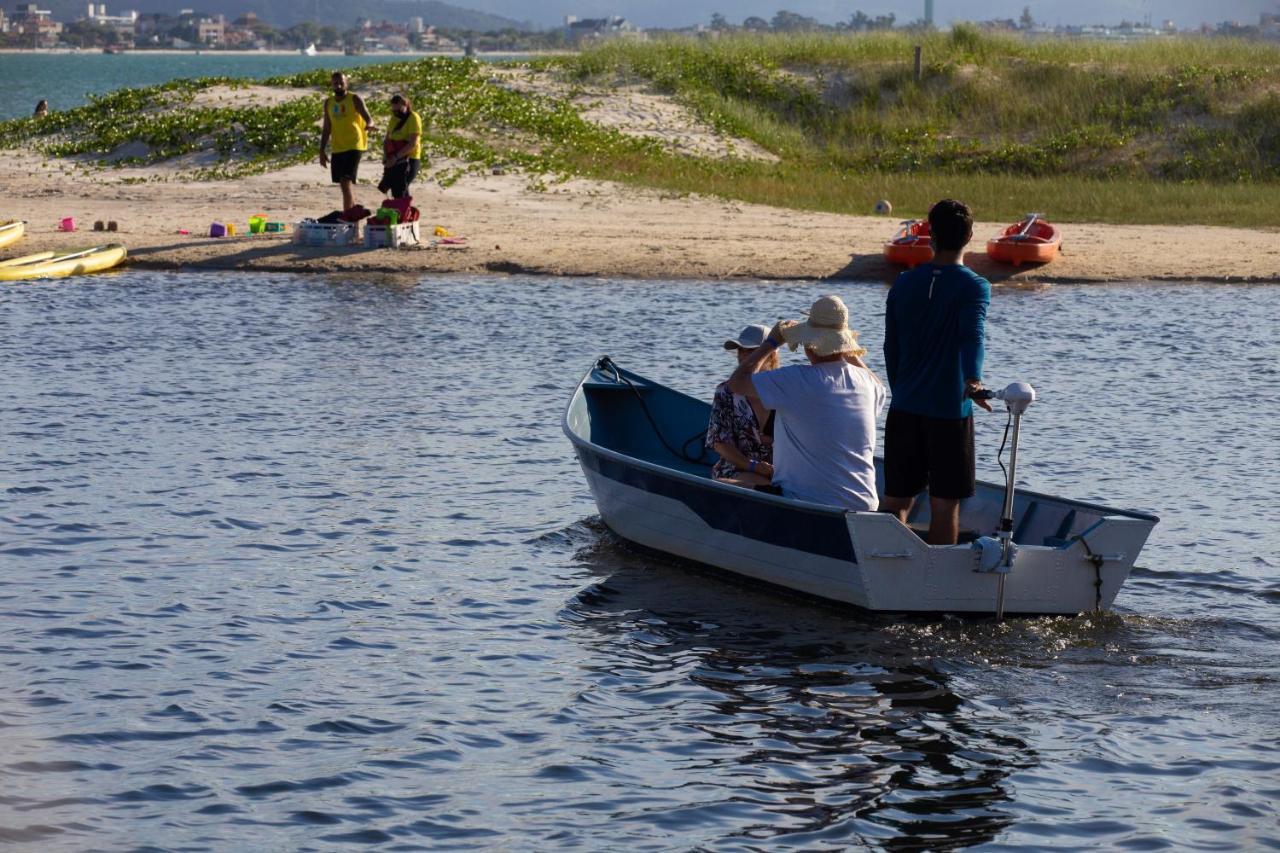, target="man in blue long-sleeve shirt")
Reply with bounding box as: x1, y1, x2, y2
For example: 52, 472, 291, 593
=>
881, 199, 992, 544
